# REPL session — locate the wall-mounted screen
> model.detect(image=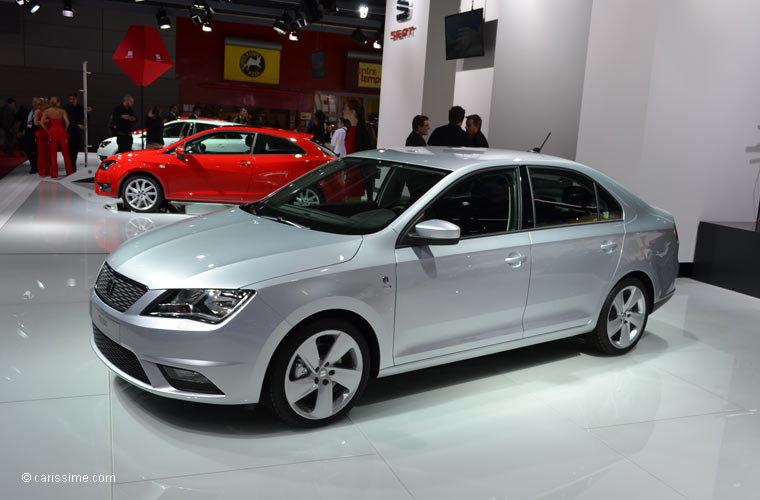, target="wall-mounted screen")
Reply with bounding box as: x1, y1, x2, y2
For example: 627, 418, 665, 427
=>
445, 8, 485, 60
